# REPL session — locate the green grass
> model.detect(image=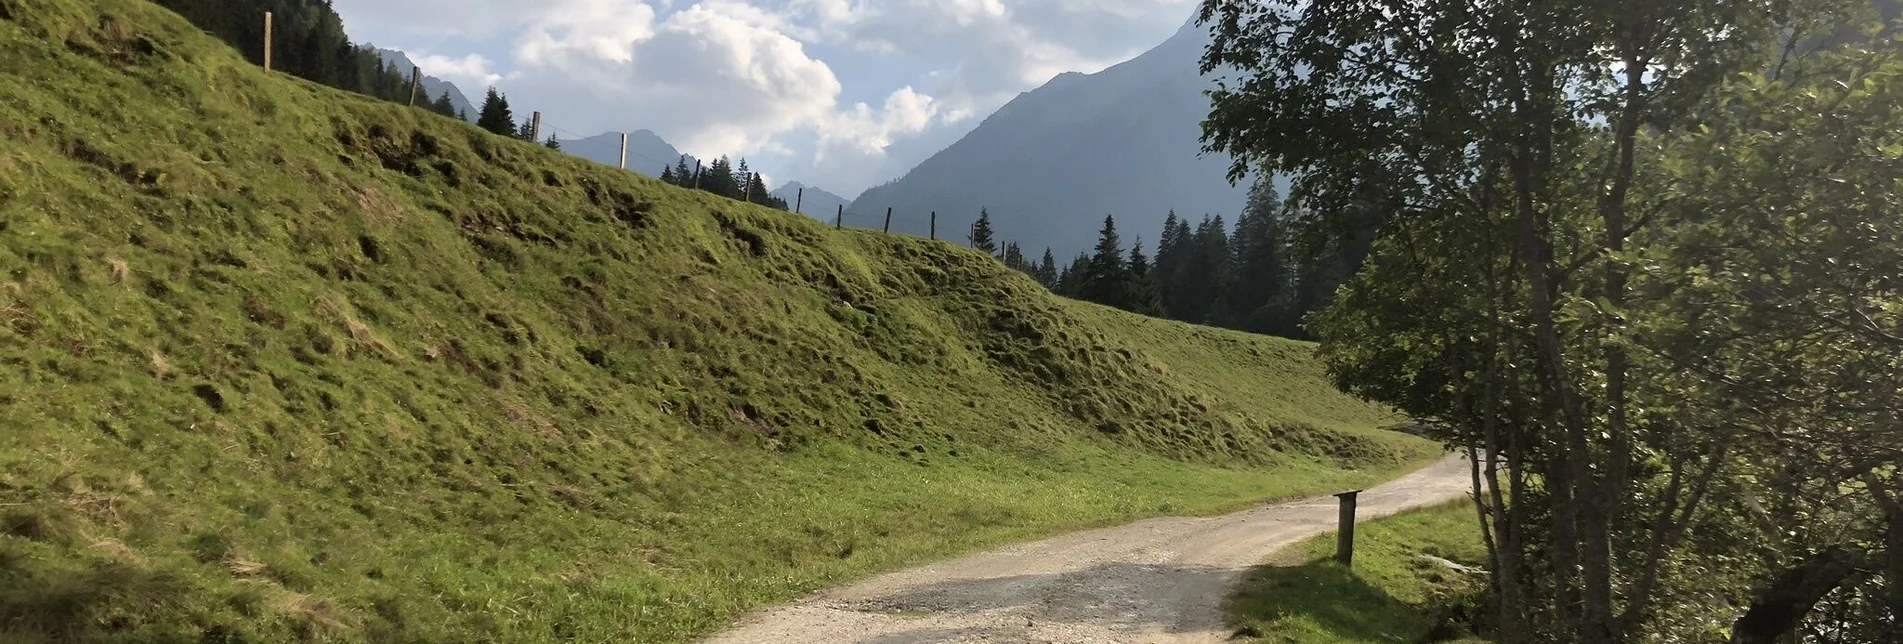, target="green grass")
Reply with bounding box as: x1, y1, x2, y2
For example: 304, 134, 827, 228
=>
0, 1, 1434, 641
1227, 501, 1492, 644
